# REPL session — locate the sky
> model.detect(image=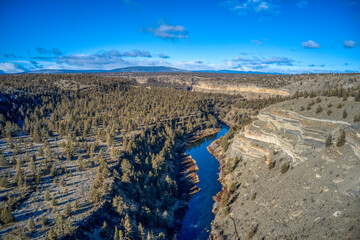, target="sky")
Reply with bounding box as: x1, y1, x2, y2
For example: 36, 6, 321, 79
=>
0, 0, 359, 73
